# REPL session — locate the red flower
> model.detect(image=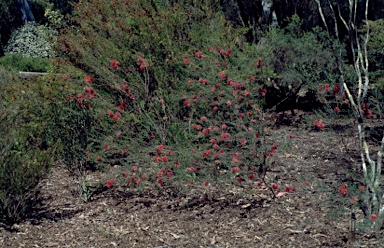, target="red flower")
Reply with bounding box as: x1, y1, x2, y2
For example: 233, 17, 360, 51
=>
195, 50, 207, 58
201, 116, 207, 122
183, 99, 191, 107
186, 167, 196, 173
103, 145, 110, 151
350, 198, 357, 205
112, 112, 121, 121
256, 58, 262, 68
334, 107, 340, 113
85, 75, 94, 83
106, 178, 116, 188
257, 88, 267, 97
110, 59, 121, 68
219, 71, 226, 79
332, 84, 341, 94
203, 181, 209, 186
231, 167, 240, 173
108, 110, 114, 117
213, 144, 220, 150
248, 76, 255, 82
272, 183, 278, 190
240, 140, 247, 146
221, 133, 230, 140
314, 120, 325, 129
137, 57, 149, 70
370, 214, 377, 221
203, 128, 210, 135
119, 101, 126, 110
162, 155, 169, 162
166, 171, 174, 178
254, 133, 260, 139
122, 173, 127, 178
338, 183, 348, 196
183, 58, 189, 63
131, 166, 138, 172
285, 186, 296, 192
157, 144, 166, 150
249, 174, 255, 180
221, 124, 228, 130
236, 177, 243, 183
136, 179, 142, 185
157, 177, 163, 184
202, 150, 213, 158
324, 83, 330, 92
